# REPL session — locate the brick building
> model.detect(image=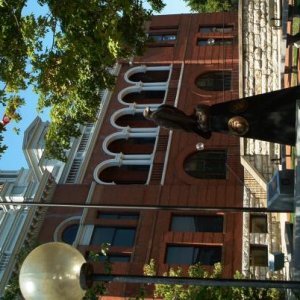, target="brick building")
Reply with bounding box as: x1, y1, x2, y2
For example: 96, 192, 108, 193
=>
36, 12, 244, 298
